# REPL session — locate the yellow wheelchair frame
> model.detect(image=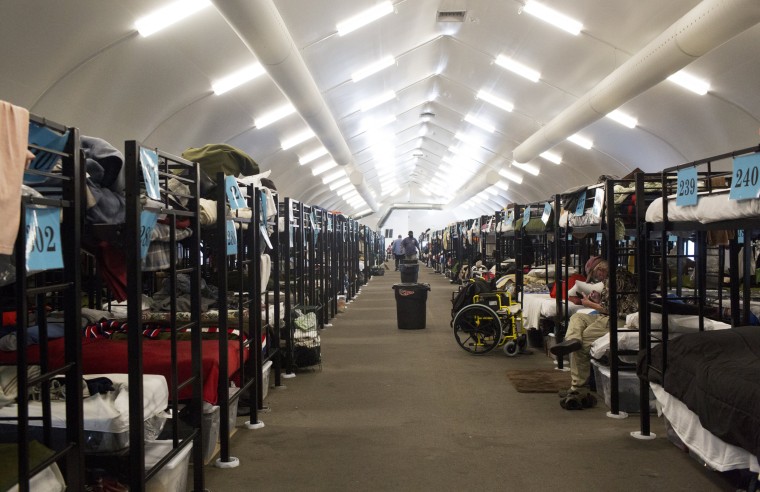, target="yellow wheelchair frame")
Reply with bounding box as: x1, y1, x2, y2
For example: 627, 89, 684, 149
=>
452, 290, 526, 355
